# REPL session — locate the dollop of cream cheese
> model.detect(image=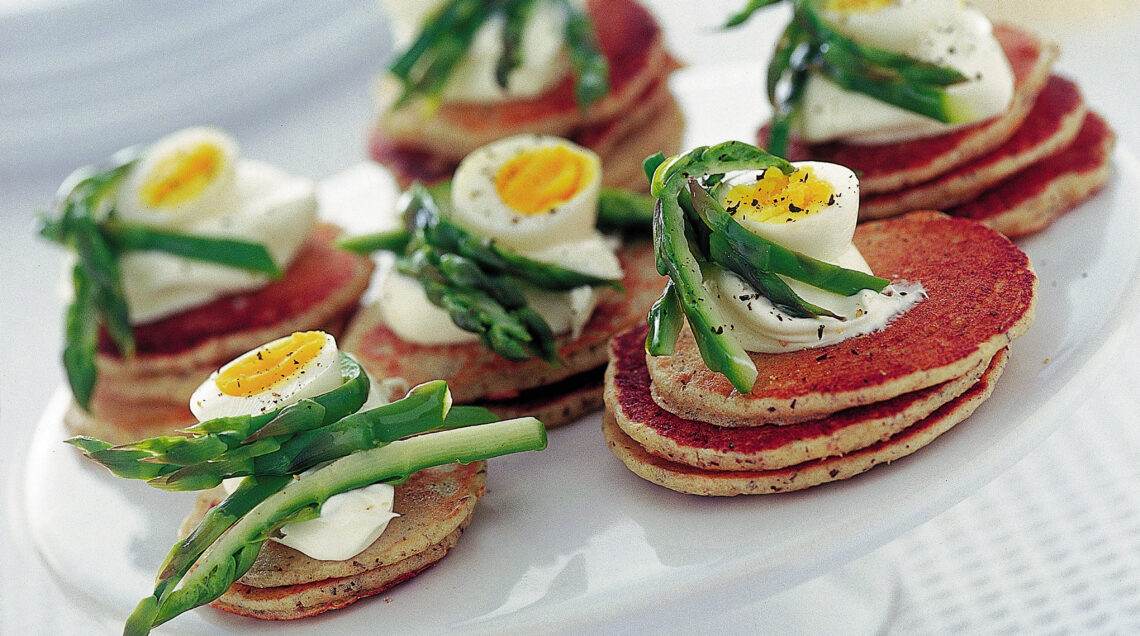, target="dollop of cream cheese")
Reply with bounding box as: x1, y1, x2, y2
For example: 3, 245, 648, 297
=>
219, 371, 407, 562
380, 0, 575, 103
116, 131, 317, 324
797, 1, 1015, 144
705, 162, 923, 353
